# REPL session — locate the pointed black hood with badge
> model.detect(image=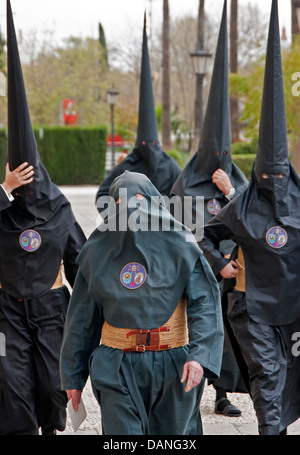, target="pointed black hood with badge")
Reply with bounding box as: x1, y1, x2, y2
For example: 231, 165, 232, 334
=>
252, 0, 290, 219
0, 0, 85, 300
203, 0, 300, 326
96, 13, 181, 209
170, 0, 248, 224
5, 0, 69, 228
